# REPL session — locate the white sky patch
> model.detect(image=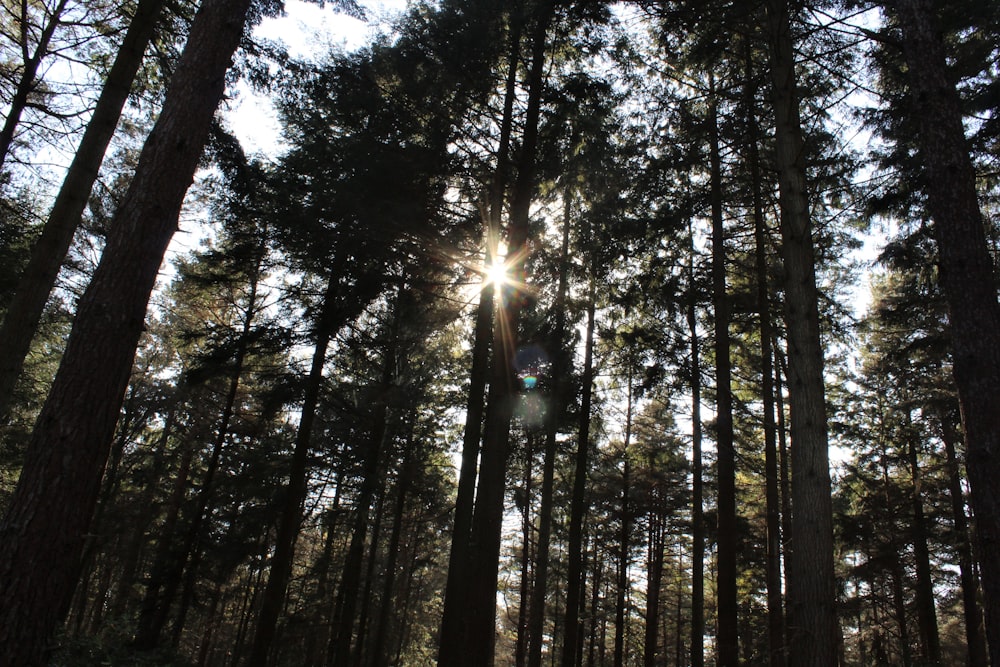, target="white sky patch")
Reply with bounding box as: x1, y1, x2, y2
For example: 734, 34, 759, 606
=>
225, 0, 409, 157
